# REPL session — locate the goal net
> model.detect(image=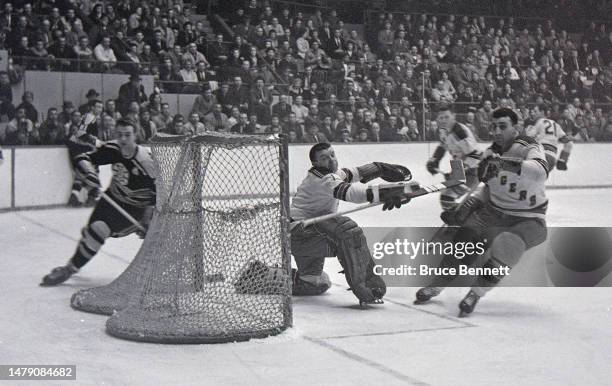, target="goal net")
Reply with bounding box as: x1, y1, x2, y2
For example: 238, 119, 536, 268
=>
72, 132, 292, 343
